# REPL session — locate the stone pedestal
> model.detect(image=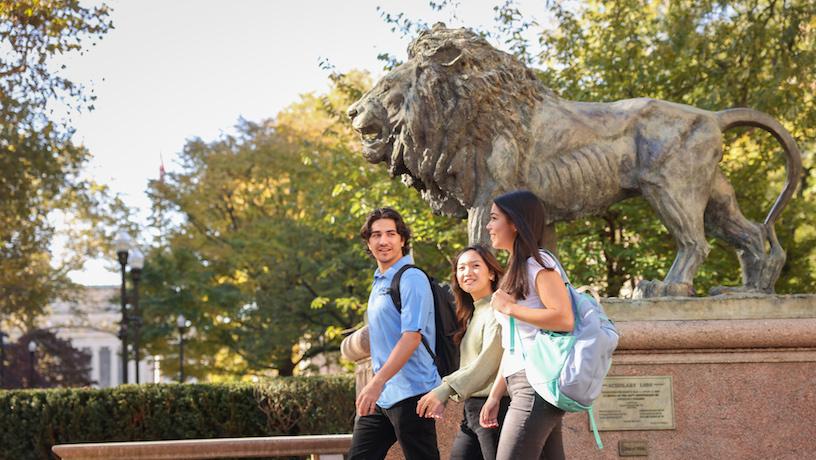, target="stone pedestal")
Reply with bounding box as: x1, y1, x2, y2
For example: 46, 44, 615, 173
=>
340, 325, 372, 398
341, 294, 816, 459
